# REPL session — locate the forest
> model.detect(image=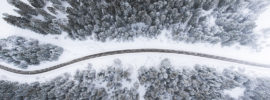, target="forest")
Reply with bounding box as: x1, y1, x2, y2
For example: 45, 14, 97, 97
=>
4, 0, 268, 46
1, 59, 269, 100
